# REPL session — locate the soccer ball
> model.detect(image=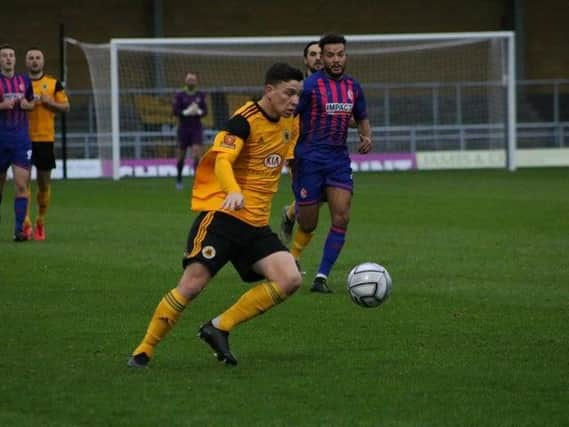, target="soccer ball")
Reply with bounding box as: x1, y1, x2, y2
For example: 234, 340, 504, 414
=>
347, 262, 392, 308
